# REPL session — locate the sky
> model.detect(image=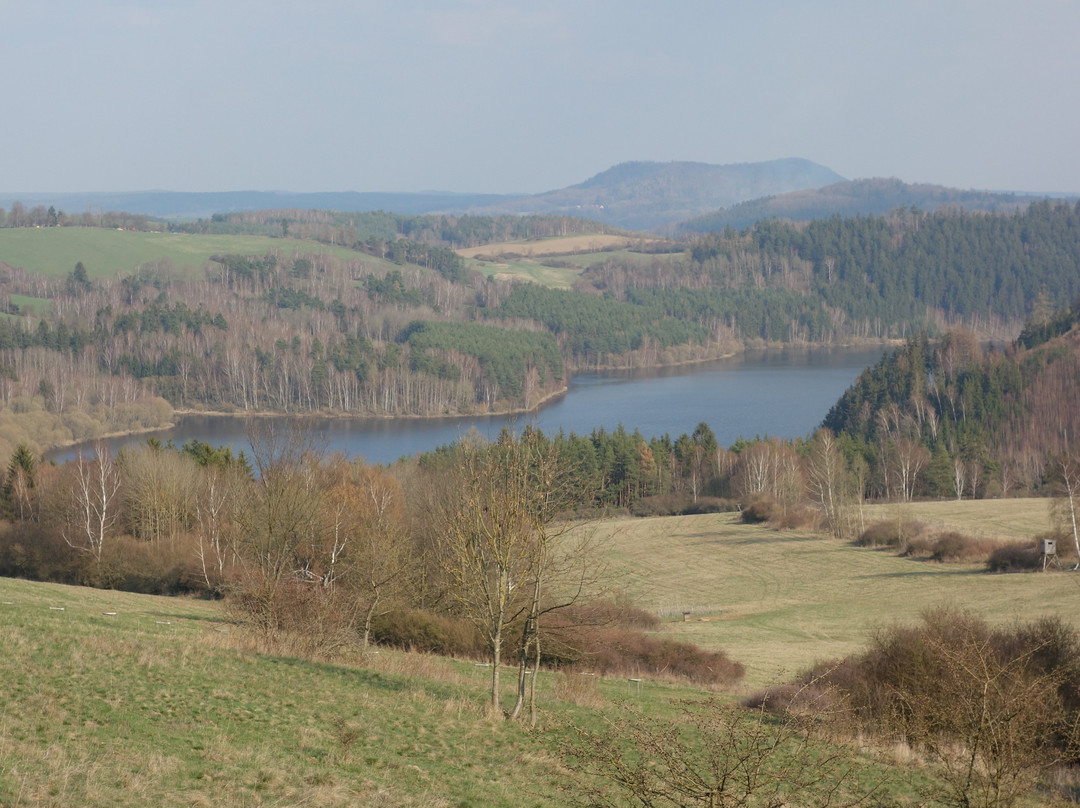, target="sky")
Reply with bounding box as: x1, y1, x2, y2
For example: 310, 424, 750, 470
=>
2, 0, 1079, 195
